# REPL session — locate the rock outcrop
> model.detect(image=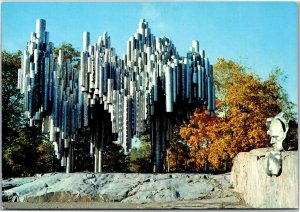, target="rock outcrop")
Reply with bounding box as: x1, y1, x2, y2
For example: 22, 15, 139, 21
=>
3, 173, 247, 208
231, 148, 298, 208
